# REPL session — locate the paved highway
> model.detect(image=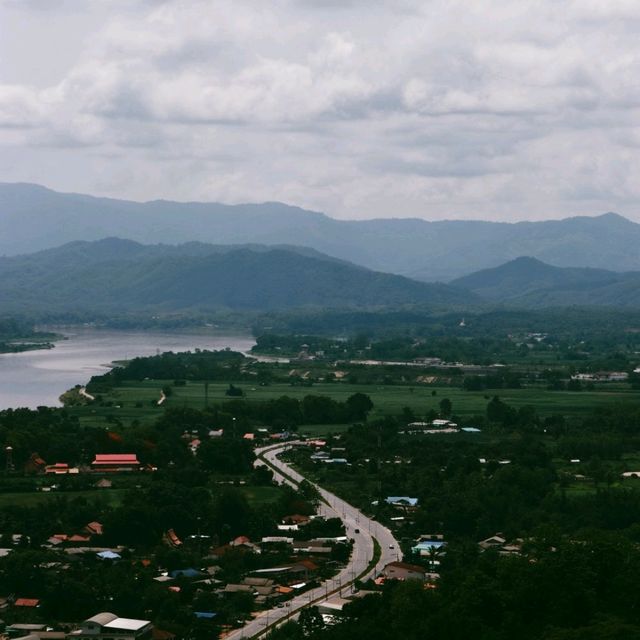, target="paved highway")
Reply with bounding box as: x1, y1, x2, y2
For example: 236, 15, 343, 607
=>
226, 442, 399, 639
